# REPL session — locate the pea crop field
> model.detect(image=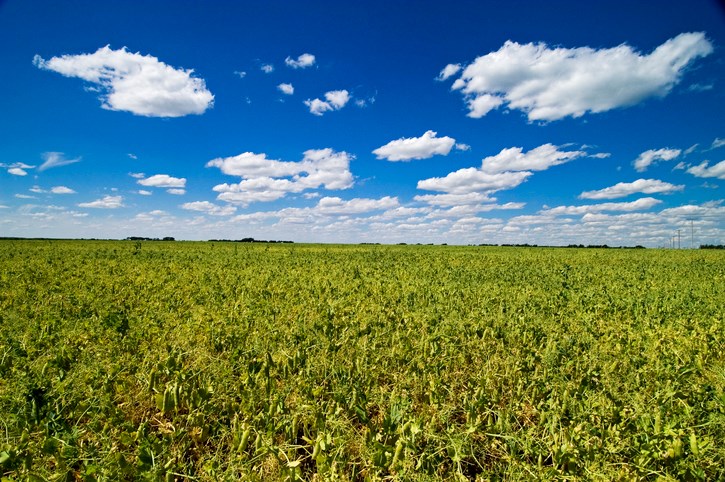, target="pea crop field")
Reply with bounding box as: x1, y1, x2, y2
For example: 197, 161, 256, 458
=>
0, 240, 723, 481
